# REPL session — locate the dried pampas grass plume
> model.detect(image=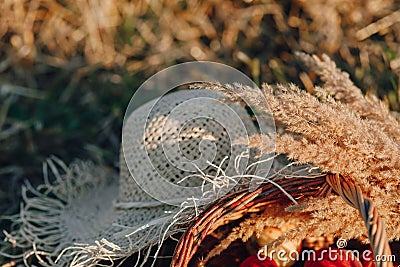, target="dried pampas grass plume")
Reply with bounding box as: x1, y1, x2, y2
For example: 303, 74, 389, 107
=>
199, 53, 400, 242
296, 52, 400, 143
